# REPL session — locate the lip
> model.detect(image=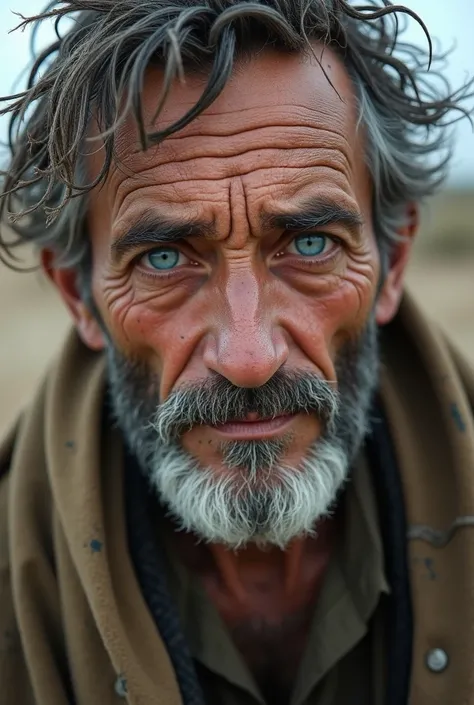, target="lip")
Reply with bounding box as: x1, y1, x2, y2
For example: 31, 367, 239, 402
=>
212, 414, 296, 440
